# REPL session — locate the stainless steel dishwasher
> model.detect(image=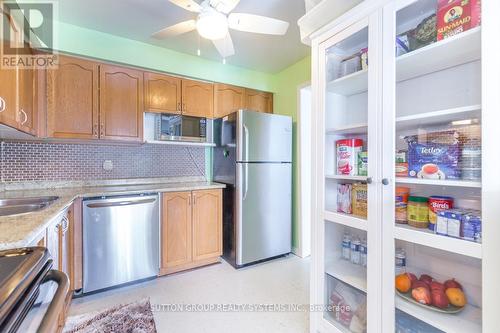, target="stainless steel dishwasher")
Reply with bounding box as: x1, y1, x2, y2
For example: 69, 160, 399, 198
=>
83, 193, 159, 294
